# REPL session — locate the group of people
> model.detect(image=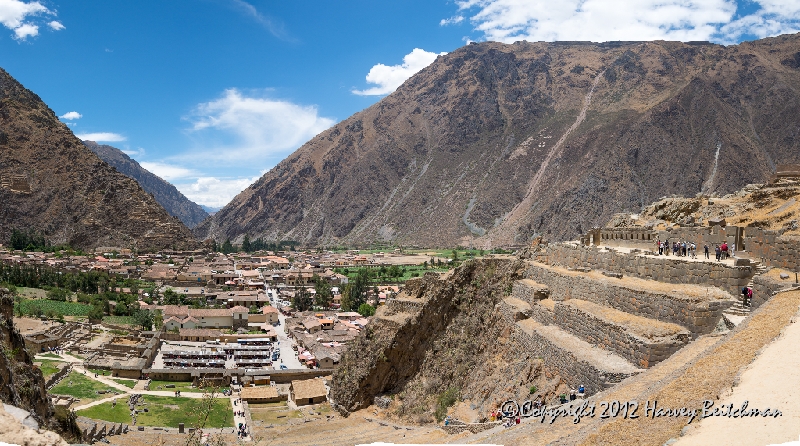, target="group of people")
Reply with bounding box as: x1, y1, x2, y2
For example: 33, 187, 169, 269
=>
656, 239, 698, 258
488, 384, 587, 428
233, 397, 249, 439
655, 239, 733, 261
